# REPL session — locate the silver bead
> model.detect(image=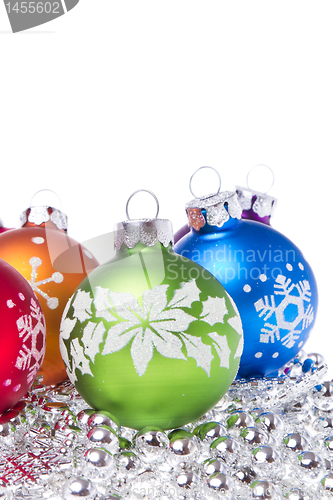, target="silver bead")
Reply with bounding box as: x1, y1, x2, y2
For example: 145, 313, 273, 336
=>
257, 412, 283, 433
118, 451, 138, 470
64, 477, 95, 498
87, 411, 119, 433
211, 436, 240, 455
313, 415, 333, 431
203, 458, 227, 476
77, 409, 95, 426
313, 381, 333, 411
322, 472, 333, 493
169, 432, 198, 458
227, 411, 254, 429
251, 480, 275, 499
84, 447, 113, 468
135, 429, 169, 463
170, 437, 198, 456
284, 433, 309, 452
241, 427, 268, 446
234, 466, 256, 485
176, 471, 197, 489
0, 419, 15, 437
298, 451, 322, 470
252, 446, 280, 464
1, 409, 22, 427
324, 458, 332, 471
207, 472, 232, 492
87, 425, 119, 454
307, 352, 326, 368
285, 488, 307, 500
325, 436, 333, 451
196, 421, 227, 440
